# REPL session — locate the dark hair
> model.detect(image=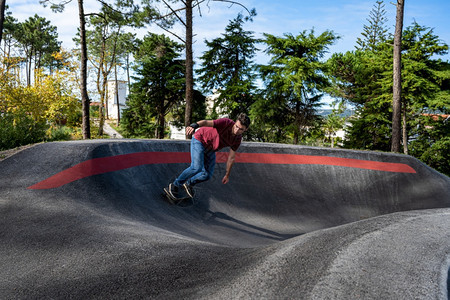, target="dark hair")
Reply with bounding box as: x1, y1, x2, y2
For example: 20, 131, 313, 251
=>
237, 113, 251, 128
